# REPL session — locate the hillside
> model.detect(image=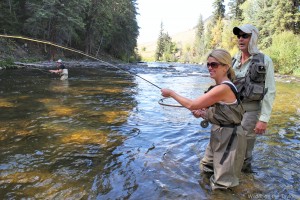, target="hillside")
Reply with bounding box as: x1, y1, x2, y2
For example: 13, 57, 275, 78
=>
137, 28, 196, 61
